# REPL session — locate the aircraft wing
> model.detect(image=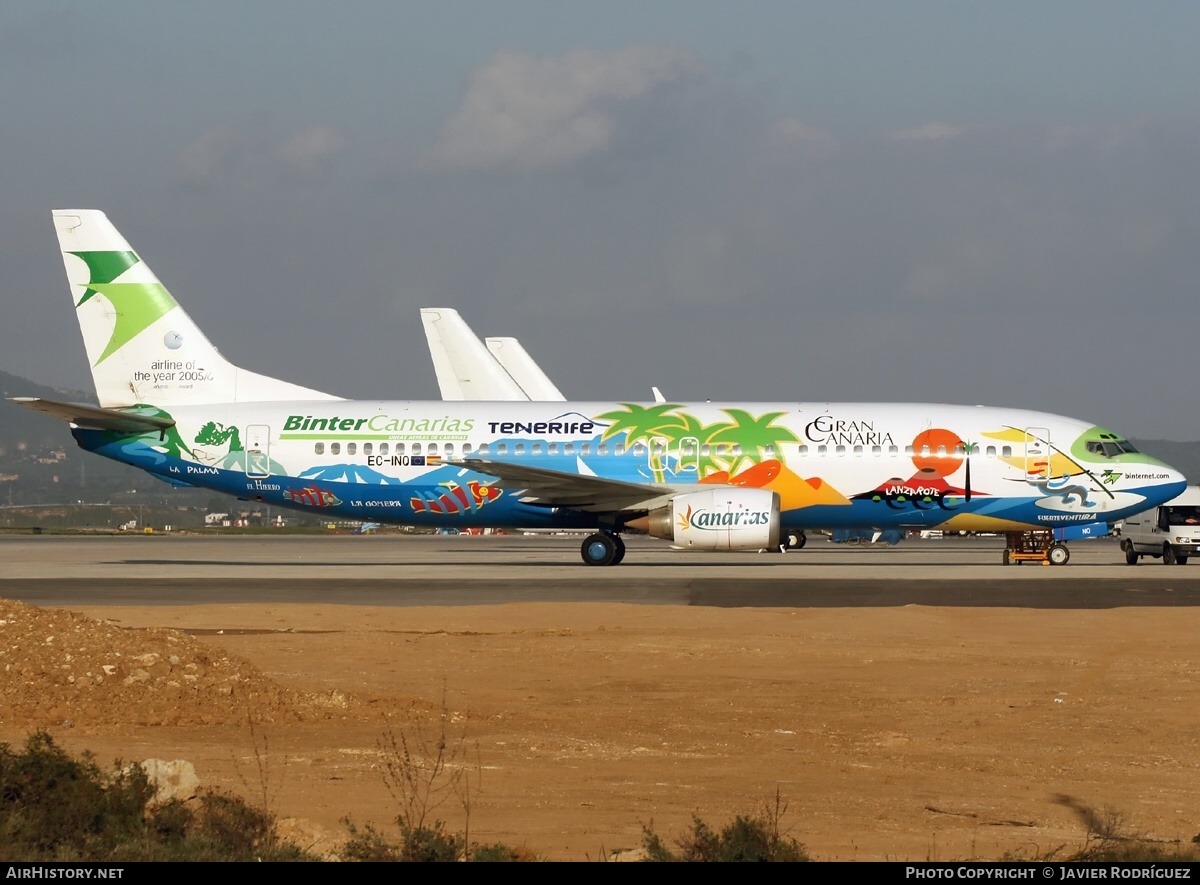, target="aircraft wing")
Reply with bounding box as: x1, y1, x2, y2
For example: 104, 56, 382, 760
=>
447, 458, 687, 512
8, 397, 176, 434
